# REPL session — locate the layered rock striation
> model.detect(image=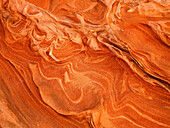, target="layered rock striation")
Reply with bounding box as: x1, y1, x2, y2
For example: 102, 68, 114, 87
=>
0, 0, 170, 127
